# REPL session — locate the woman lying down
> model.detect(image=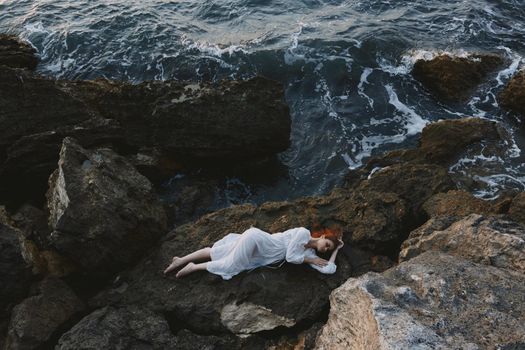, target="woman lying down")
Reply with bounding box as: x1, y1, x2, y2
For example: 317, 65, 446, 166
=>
164, 225, 344, 279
